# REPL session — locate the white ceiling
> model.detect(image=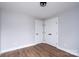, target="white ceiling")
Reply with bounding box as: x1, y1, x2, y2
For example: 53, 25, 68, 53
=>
0, 2, 79, 19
